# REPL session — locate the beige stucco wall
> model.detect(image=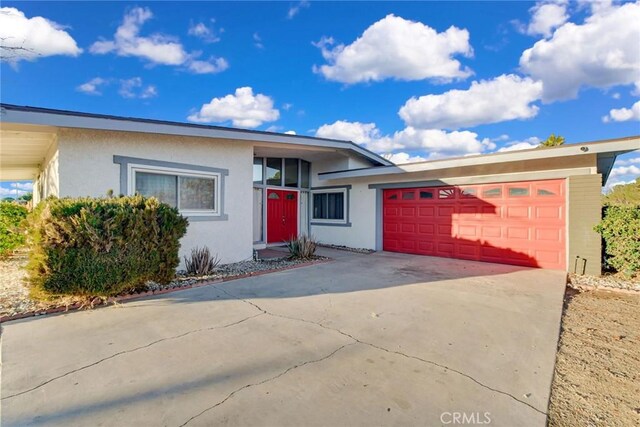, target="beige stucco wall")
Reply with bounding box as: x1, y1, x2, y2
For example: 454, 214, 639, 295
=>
33, 138, 60, 204
56, 128, 254, 264
567, 174, 603, 275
